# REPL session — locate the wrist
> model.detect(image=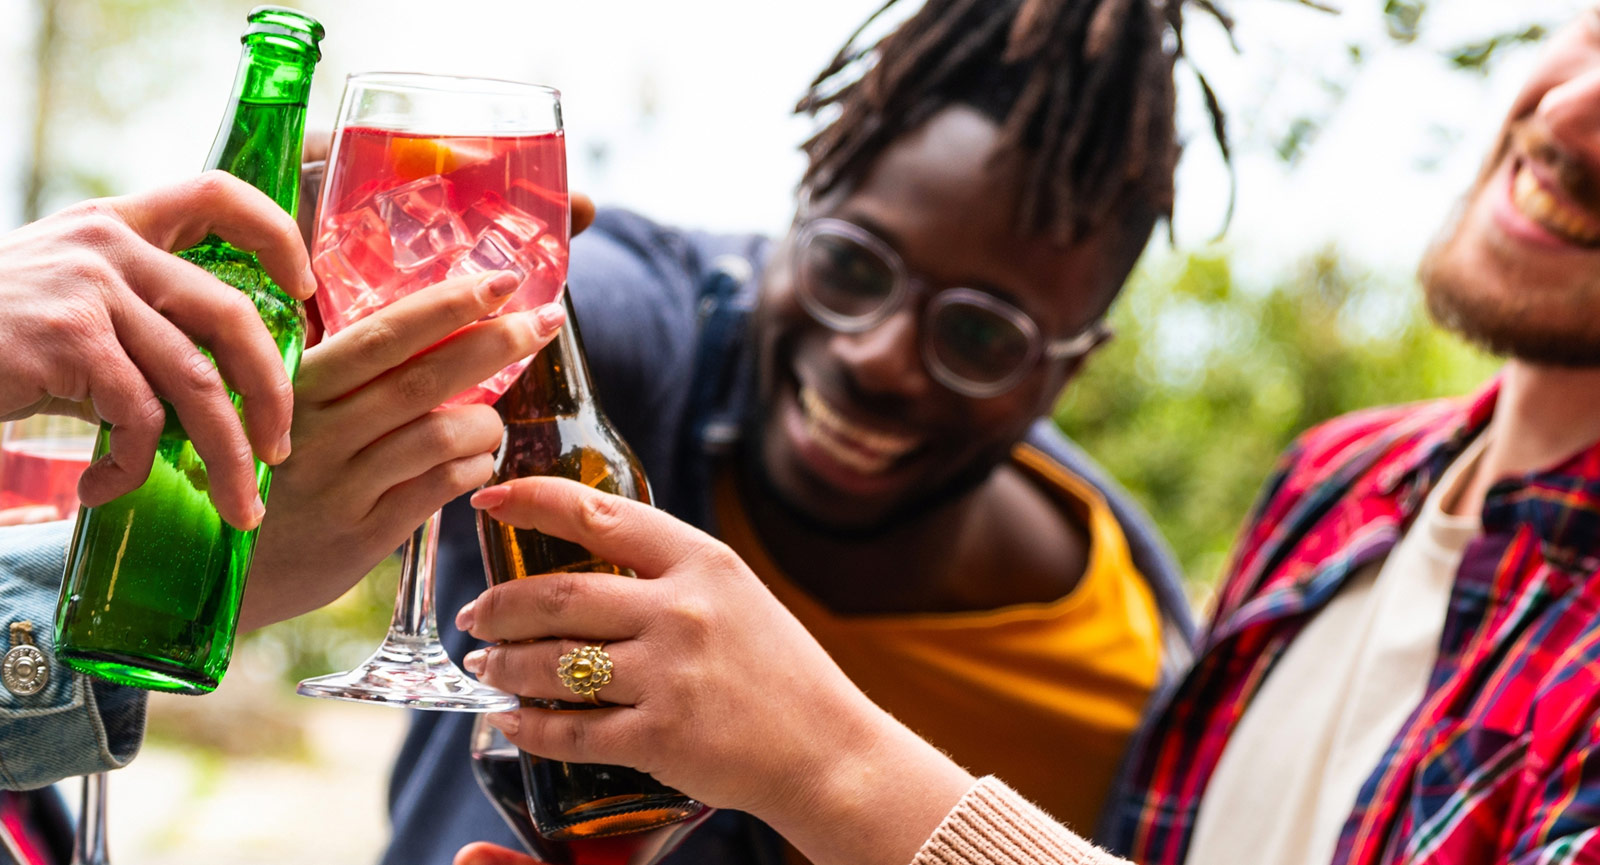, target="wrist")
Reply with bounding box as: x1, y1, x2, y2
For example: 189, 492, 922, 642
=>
766, 698, 976, 865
